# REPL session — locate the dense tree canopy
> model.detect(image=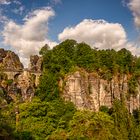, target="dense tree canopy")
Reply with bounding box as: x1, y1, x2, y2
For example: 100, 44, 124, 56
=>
1, 39, 140, 139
